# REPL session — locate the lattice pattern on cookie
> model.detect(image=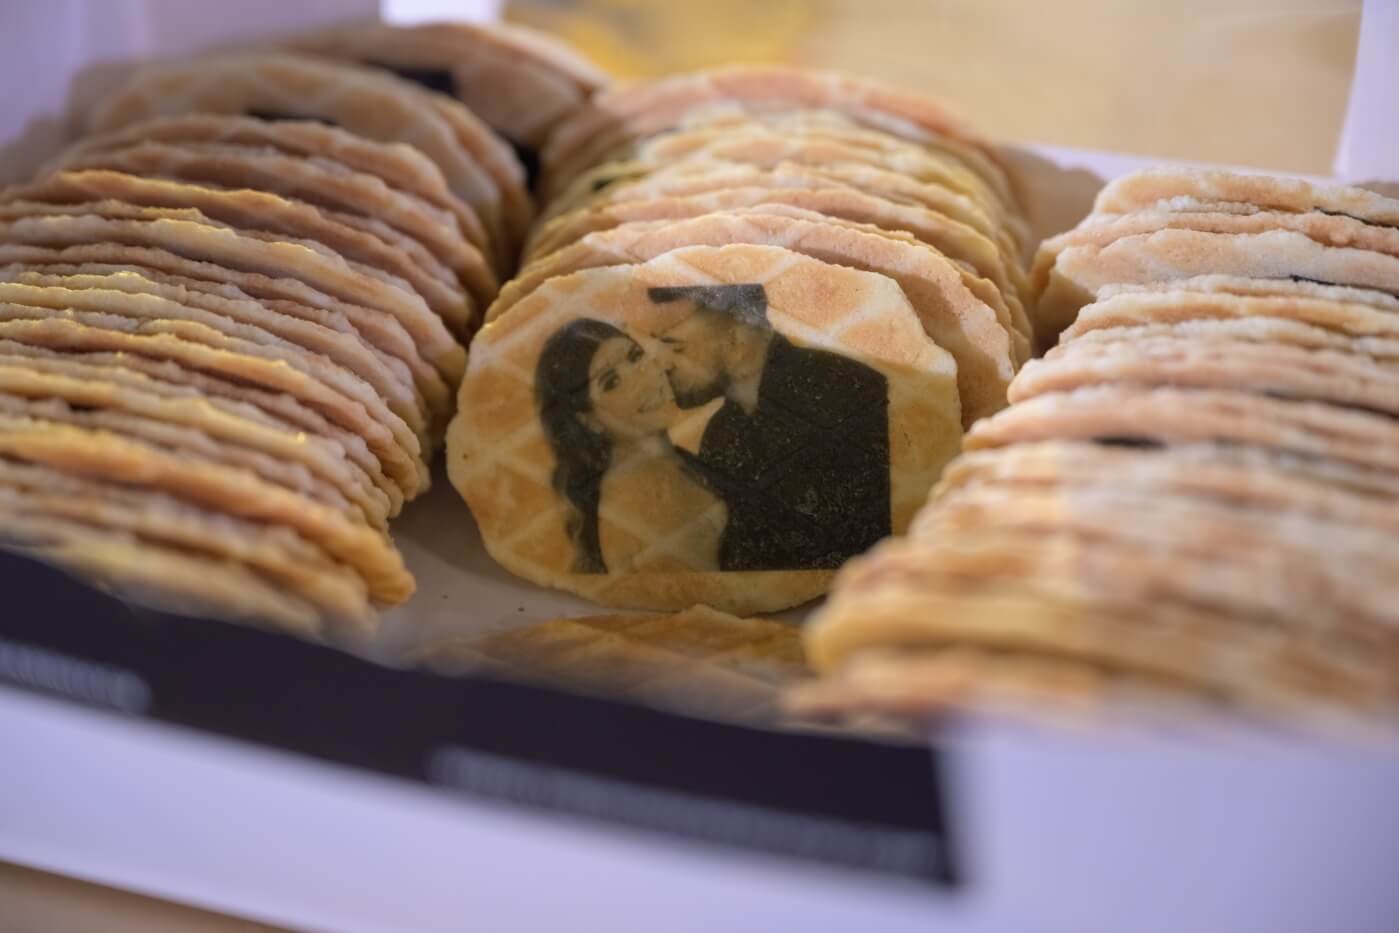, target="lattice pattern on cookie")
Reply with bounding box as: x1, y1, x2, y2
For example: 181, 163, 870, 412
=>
418, 606, 807, 724
541, 65, 1011, 207
449, 243, 961, 612
491, 210, 1016, 424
